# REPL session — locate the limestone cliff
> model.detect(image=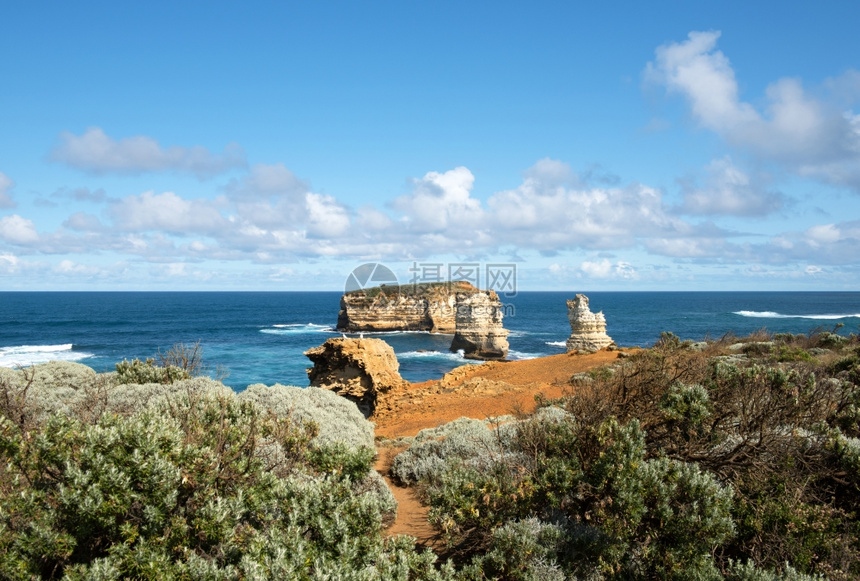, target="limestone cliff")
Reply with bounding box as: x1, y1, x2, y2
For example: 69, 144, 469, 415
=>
449, 290, 510, 360
304, 337, 406, 417
566, 294, 614, 353
336, 281, 479, 333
